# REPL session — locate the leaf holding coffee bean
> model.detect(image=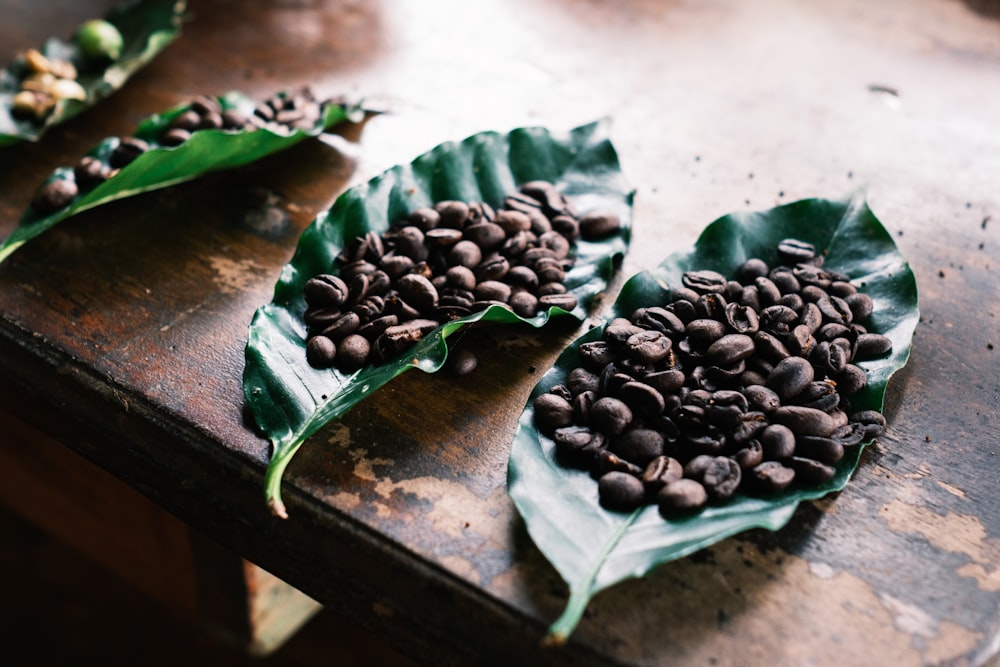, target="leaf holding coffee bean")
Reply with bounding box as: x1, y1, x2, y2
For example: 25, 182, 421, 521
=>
0, 90, 367, 264
0, 0, 187, 146
508, 194, 918, 643
243, 120, 632, 518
